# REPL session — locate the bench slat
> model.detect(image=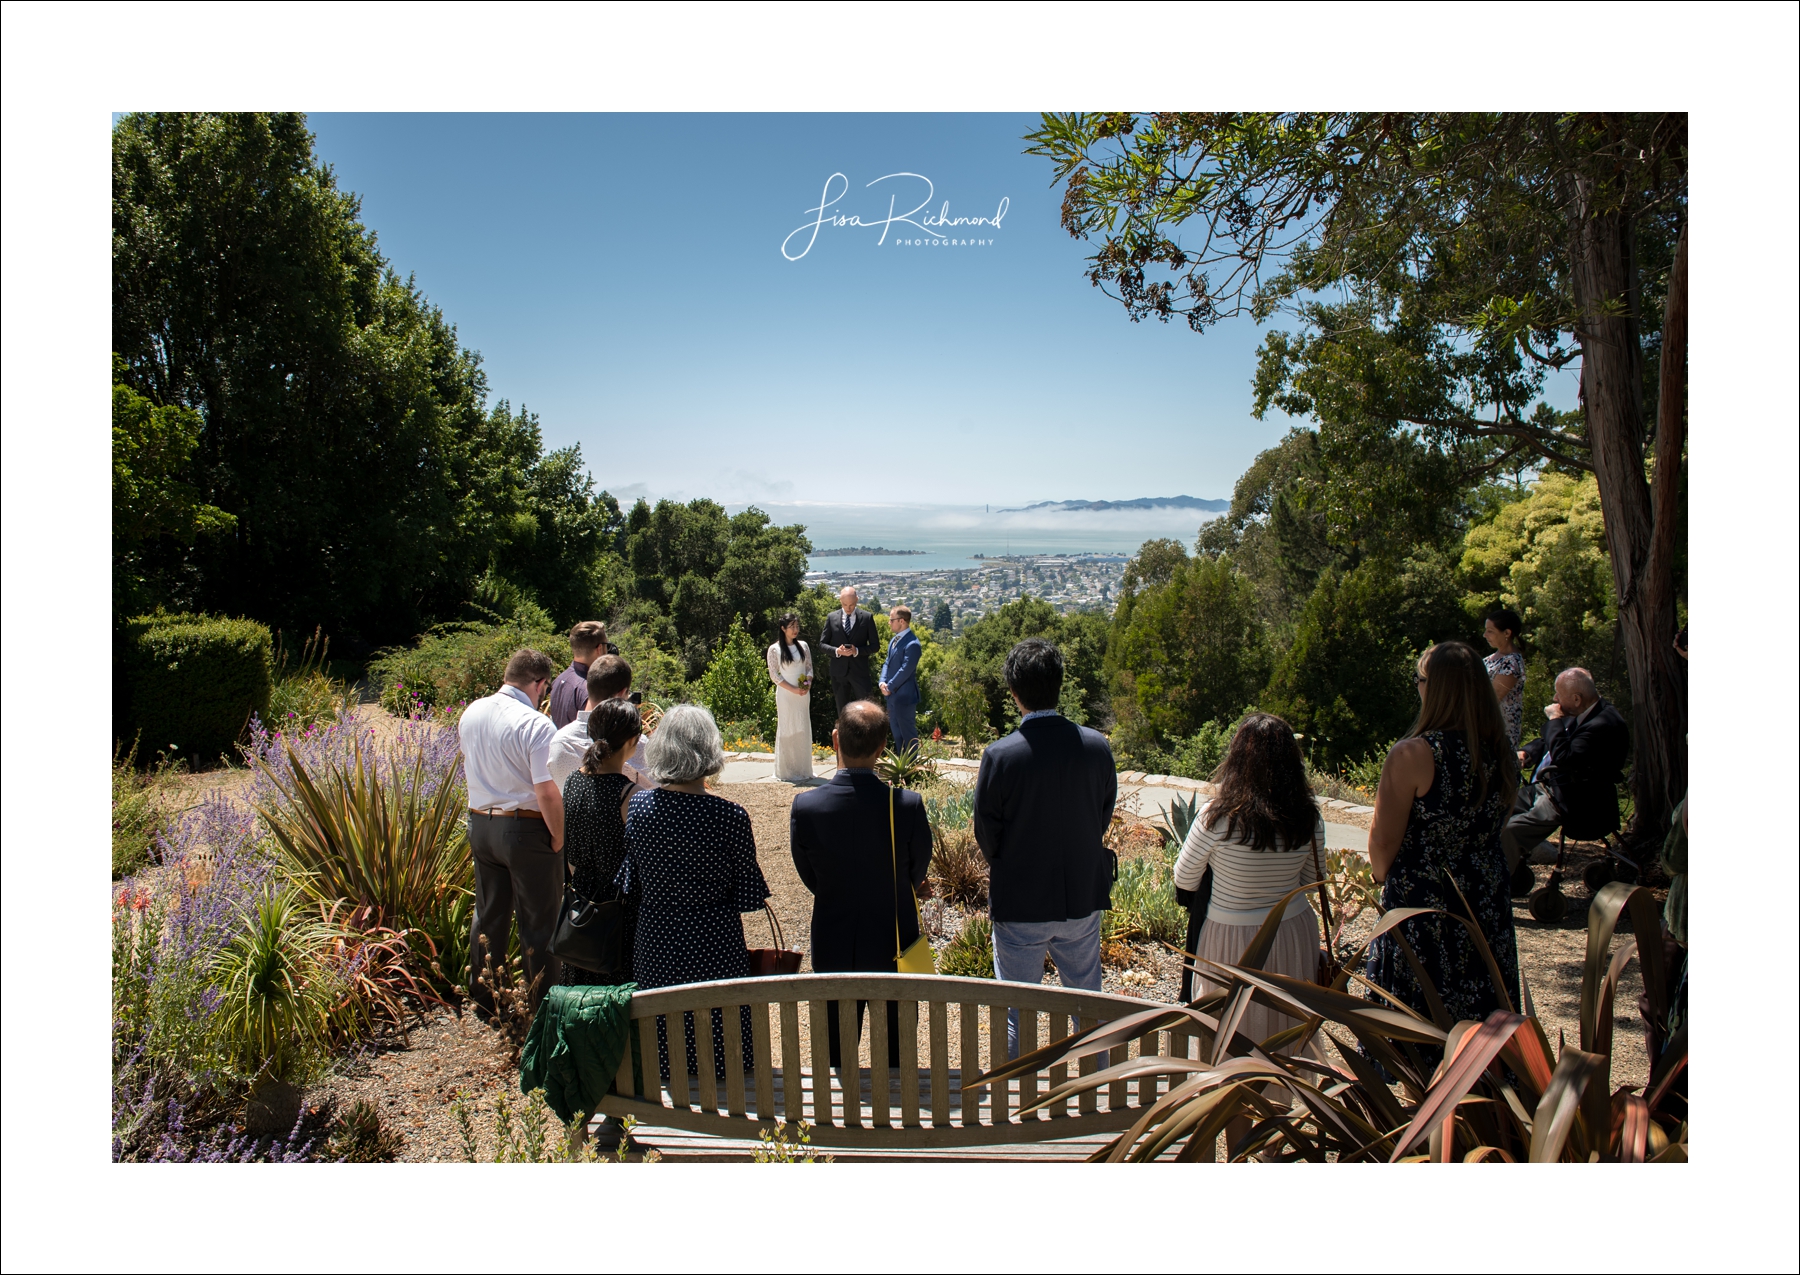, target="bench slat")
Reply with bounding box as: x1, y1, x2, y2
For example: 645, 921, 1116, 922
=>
1077, 1016, 1098, 1115
899, 998, 920, 1128
638, 1010, 661, 1106
809, 999, 833, 1126
779, 1000, 802, 1121
695, 1009, 719, 1113
836, 998, 860, 1126
723, 1005, 747, 1117
987, 1003, 1008, 1126
870, 998, 891, 1128
930, 1000, 950, 1126
752, 1002, 774, 1121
